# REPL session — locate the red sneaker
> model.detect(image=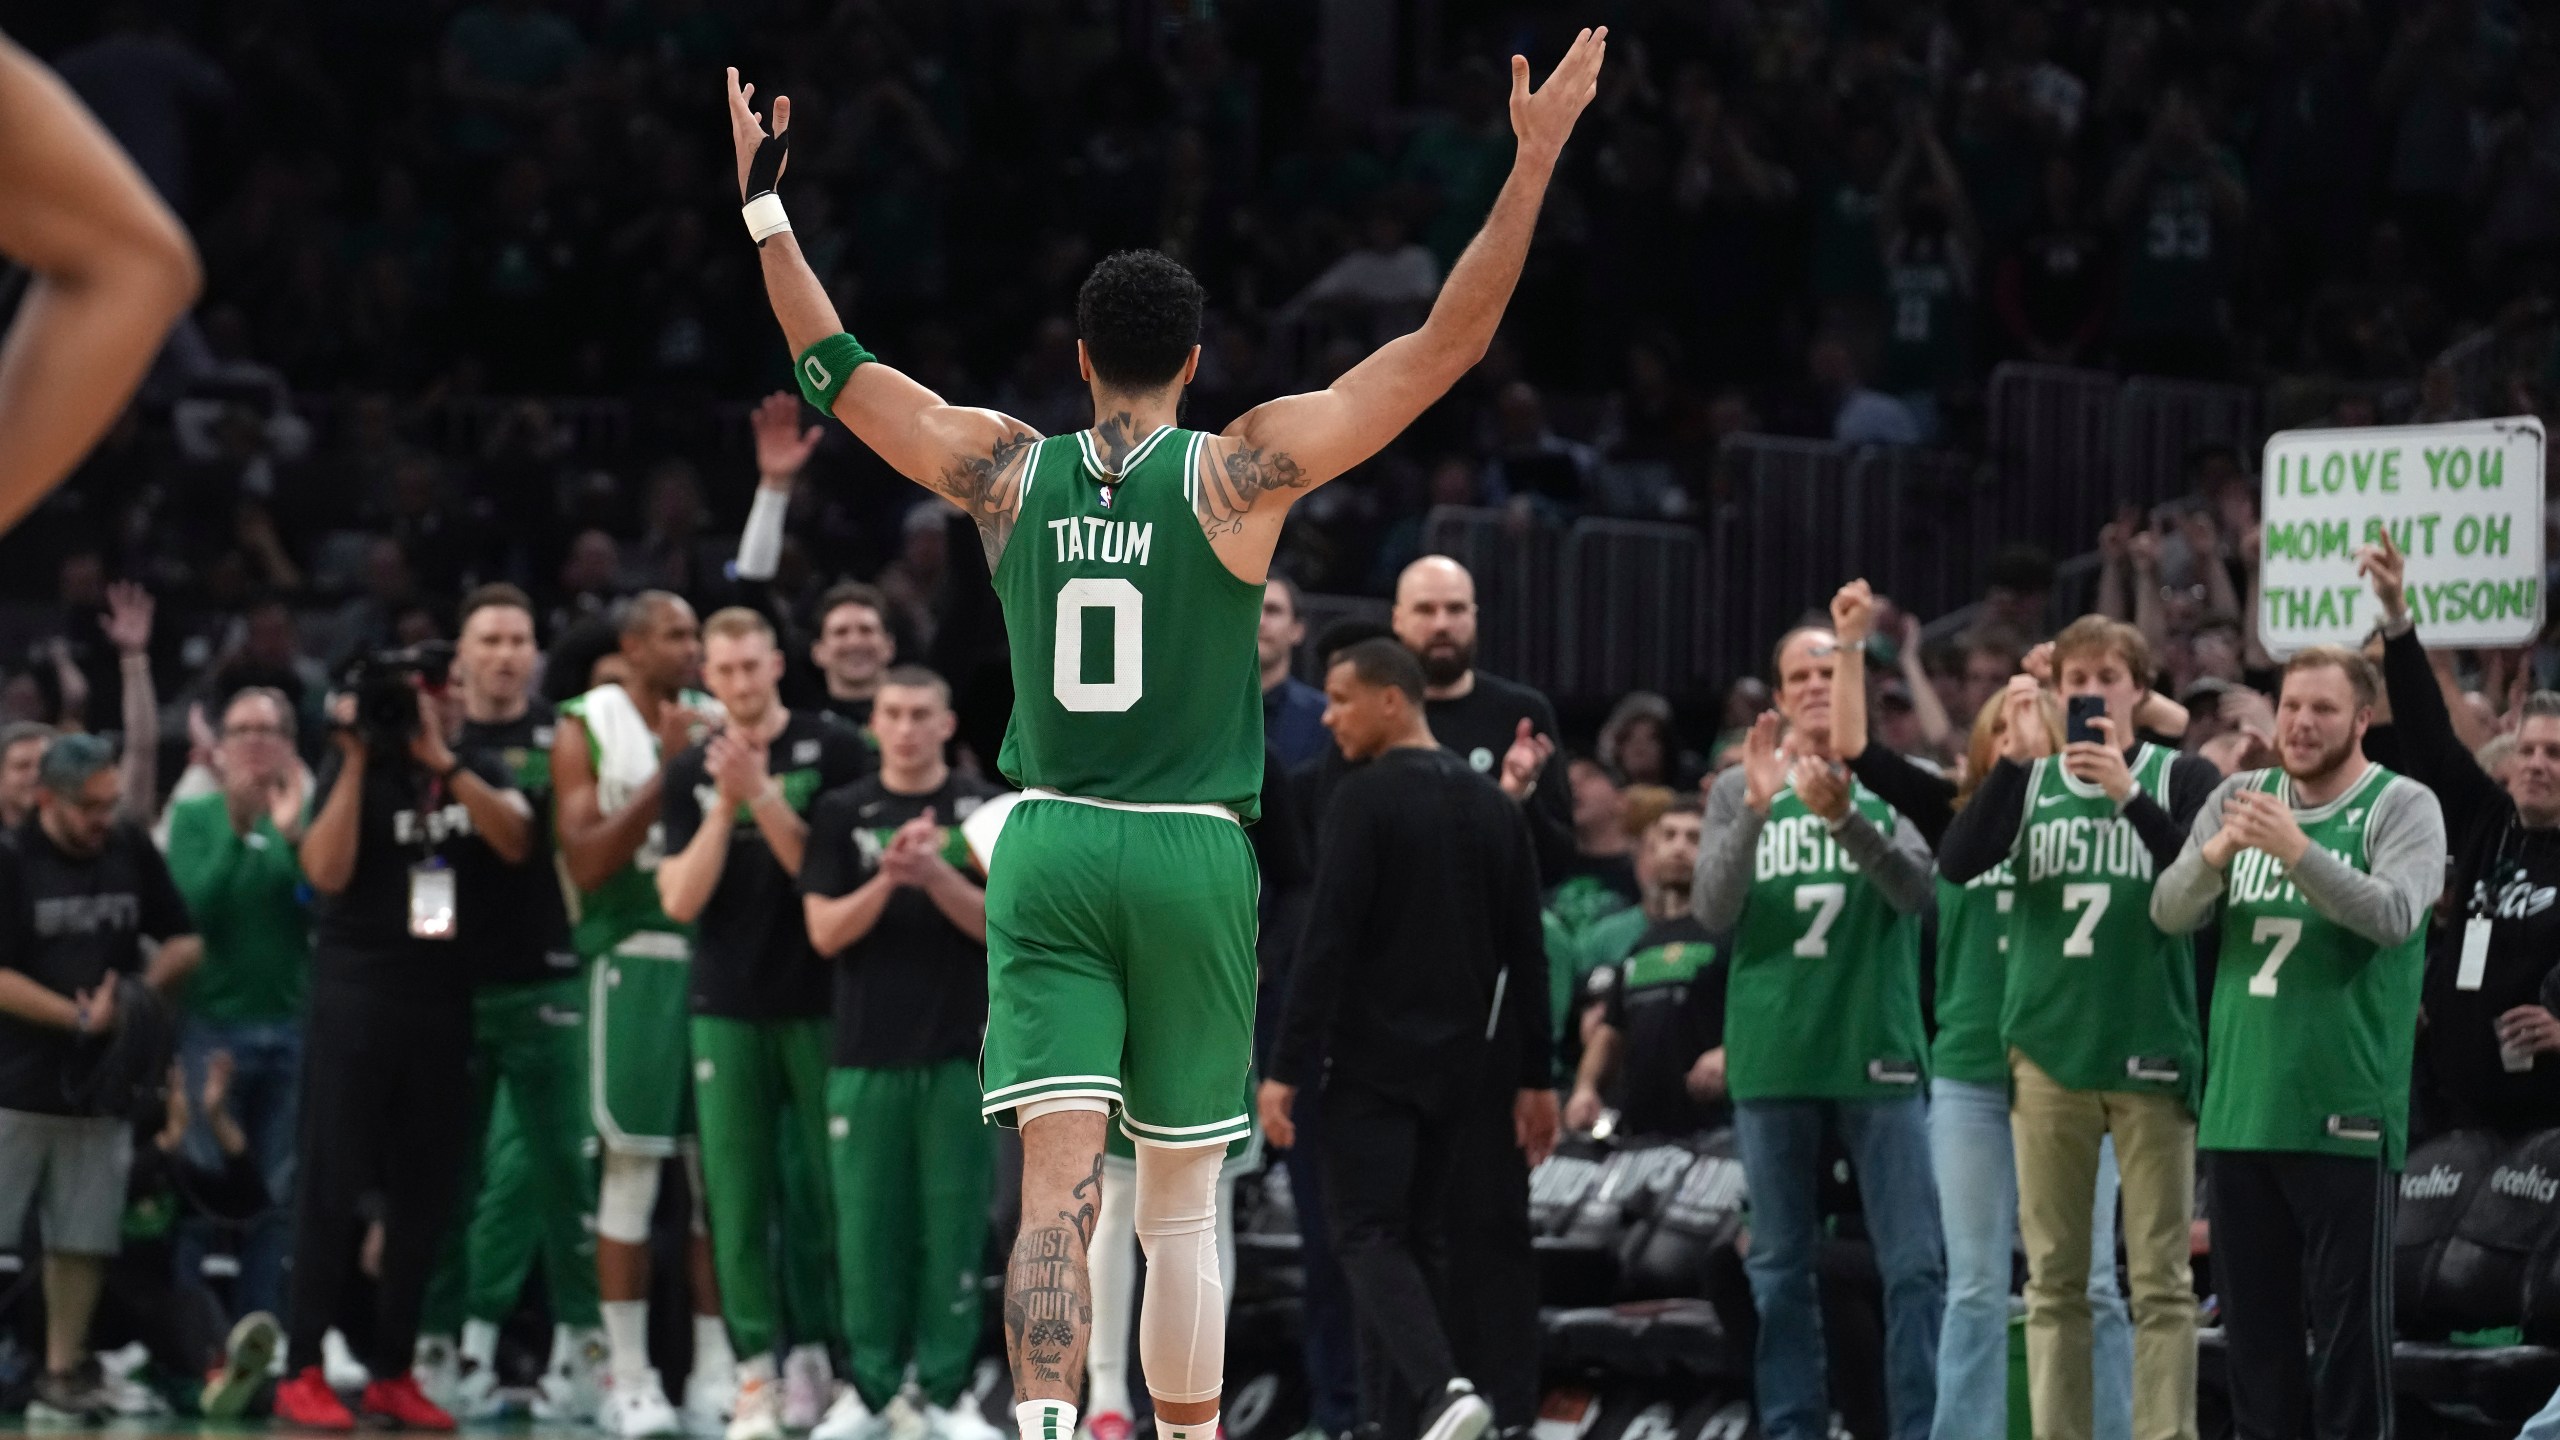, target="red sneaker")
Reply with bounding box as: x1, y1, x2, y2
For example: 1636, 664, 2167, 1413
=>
362, 1372, 459, 1432
274, 1366, 356, 1431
